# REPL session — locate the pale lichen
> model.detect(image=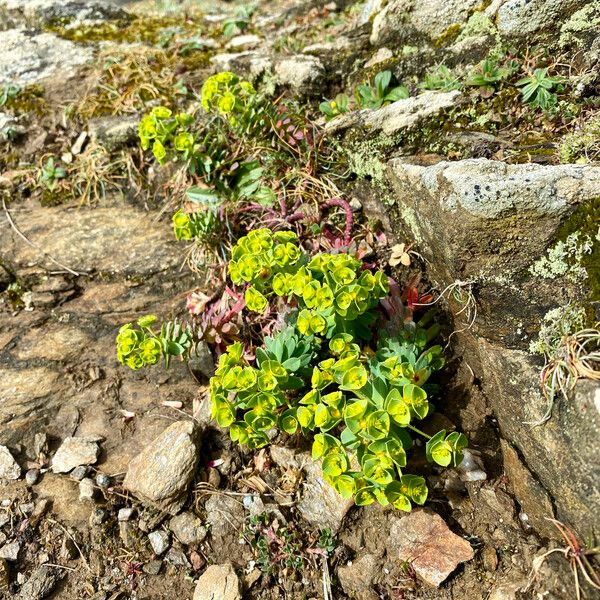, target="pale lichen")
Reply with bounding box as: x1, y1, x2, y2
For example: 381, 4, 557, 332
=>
529, 304, 587, 355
